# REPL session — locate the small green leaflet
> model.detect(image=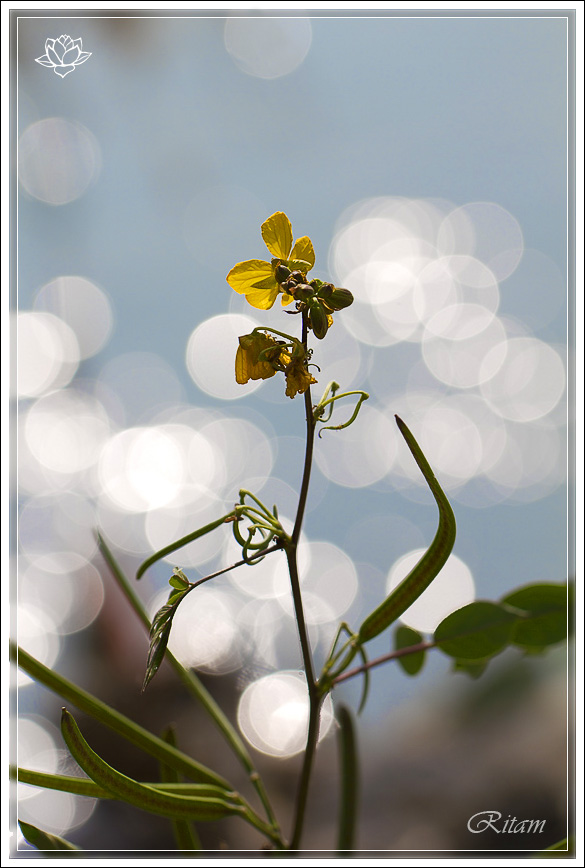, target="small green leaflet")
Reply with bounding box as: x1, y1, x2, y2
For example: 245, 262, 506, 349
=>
501, 582, 569, 651
434, 583, 568, 666
394, 626, 426, 676
169, 567, 190, 591
434, 601, 519, 661
143, 583, 191, 692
